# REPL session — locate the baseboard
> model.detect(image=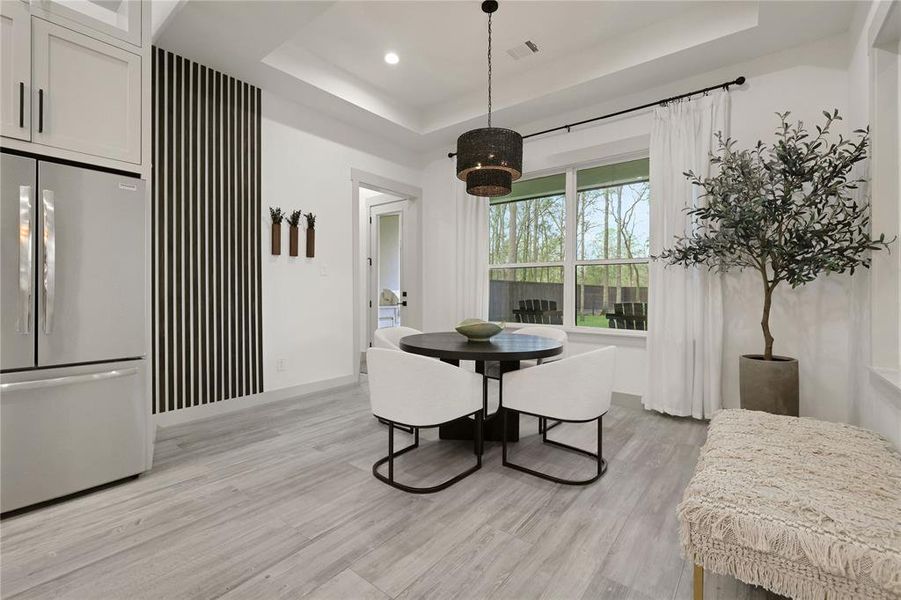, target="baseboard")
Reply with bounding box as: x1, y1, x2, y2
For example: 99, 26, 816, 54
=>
152, 374, 359, 429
